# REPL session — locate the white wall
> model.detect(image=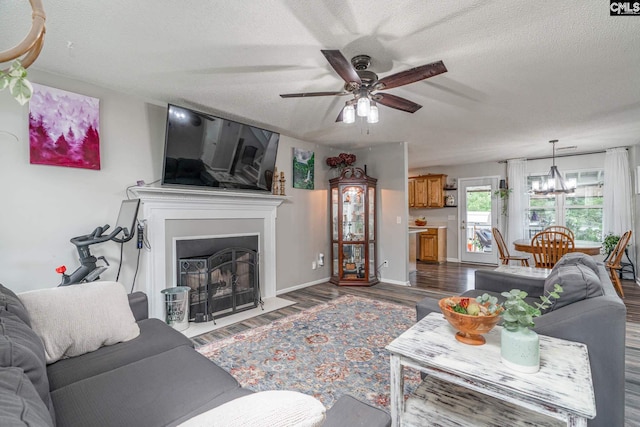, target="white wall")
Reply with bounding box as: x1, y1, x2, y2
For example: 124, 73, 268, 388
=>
0, 70, 337, 294
353, 142, 409, 285
273, 138, 334, 291
0, 70, 164, 293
